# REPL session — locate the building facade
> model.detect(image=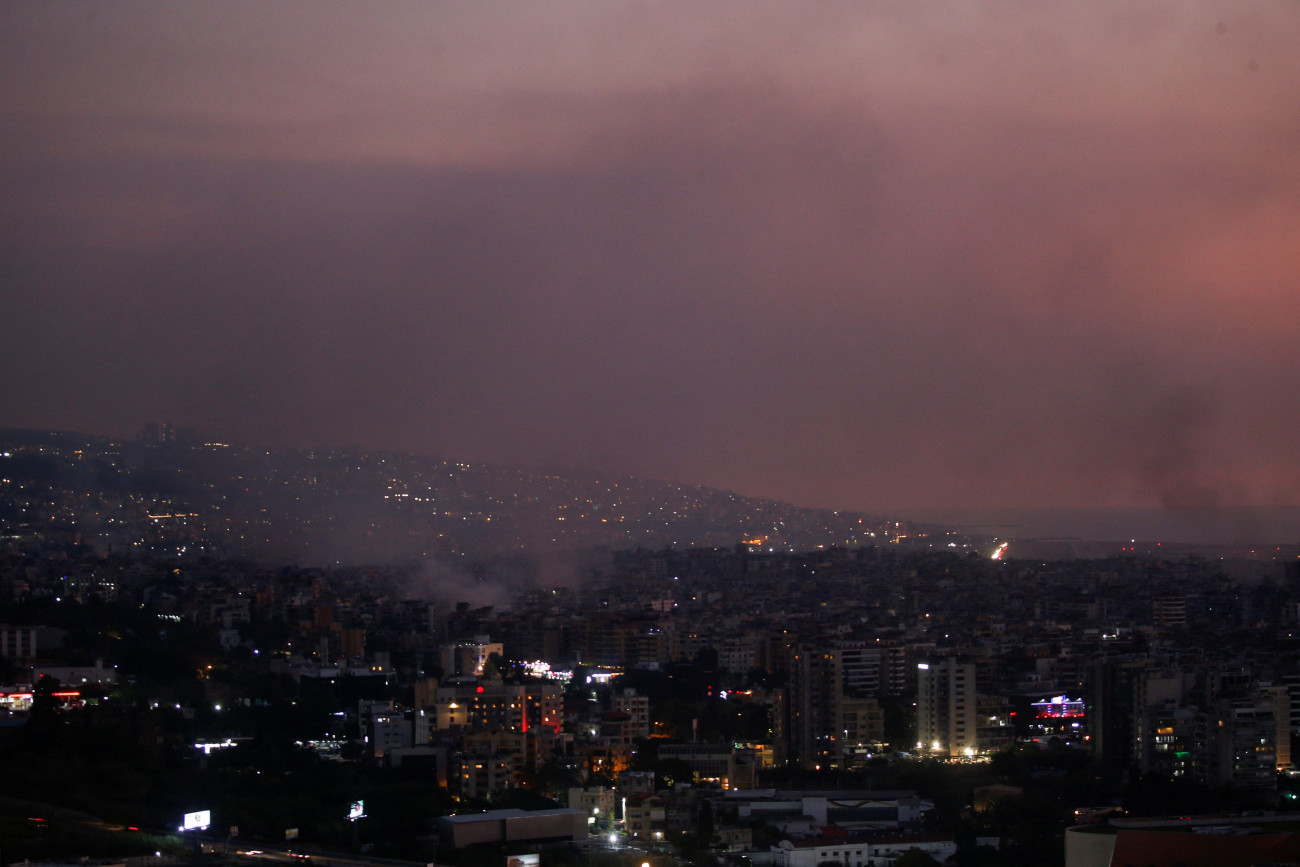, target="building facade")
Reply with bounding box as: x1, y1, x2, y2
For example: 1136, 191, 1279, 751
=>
916, 657, 977, 756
